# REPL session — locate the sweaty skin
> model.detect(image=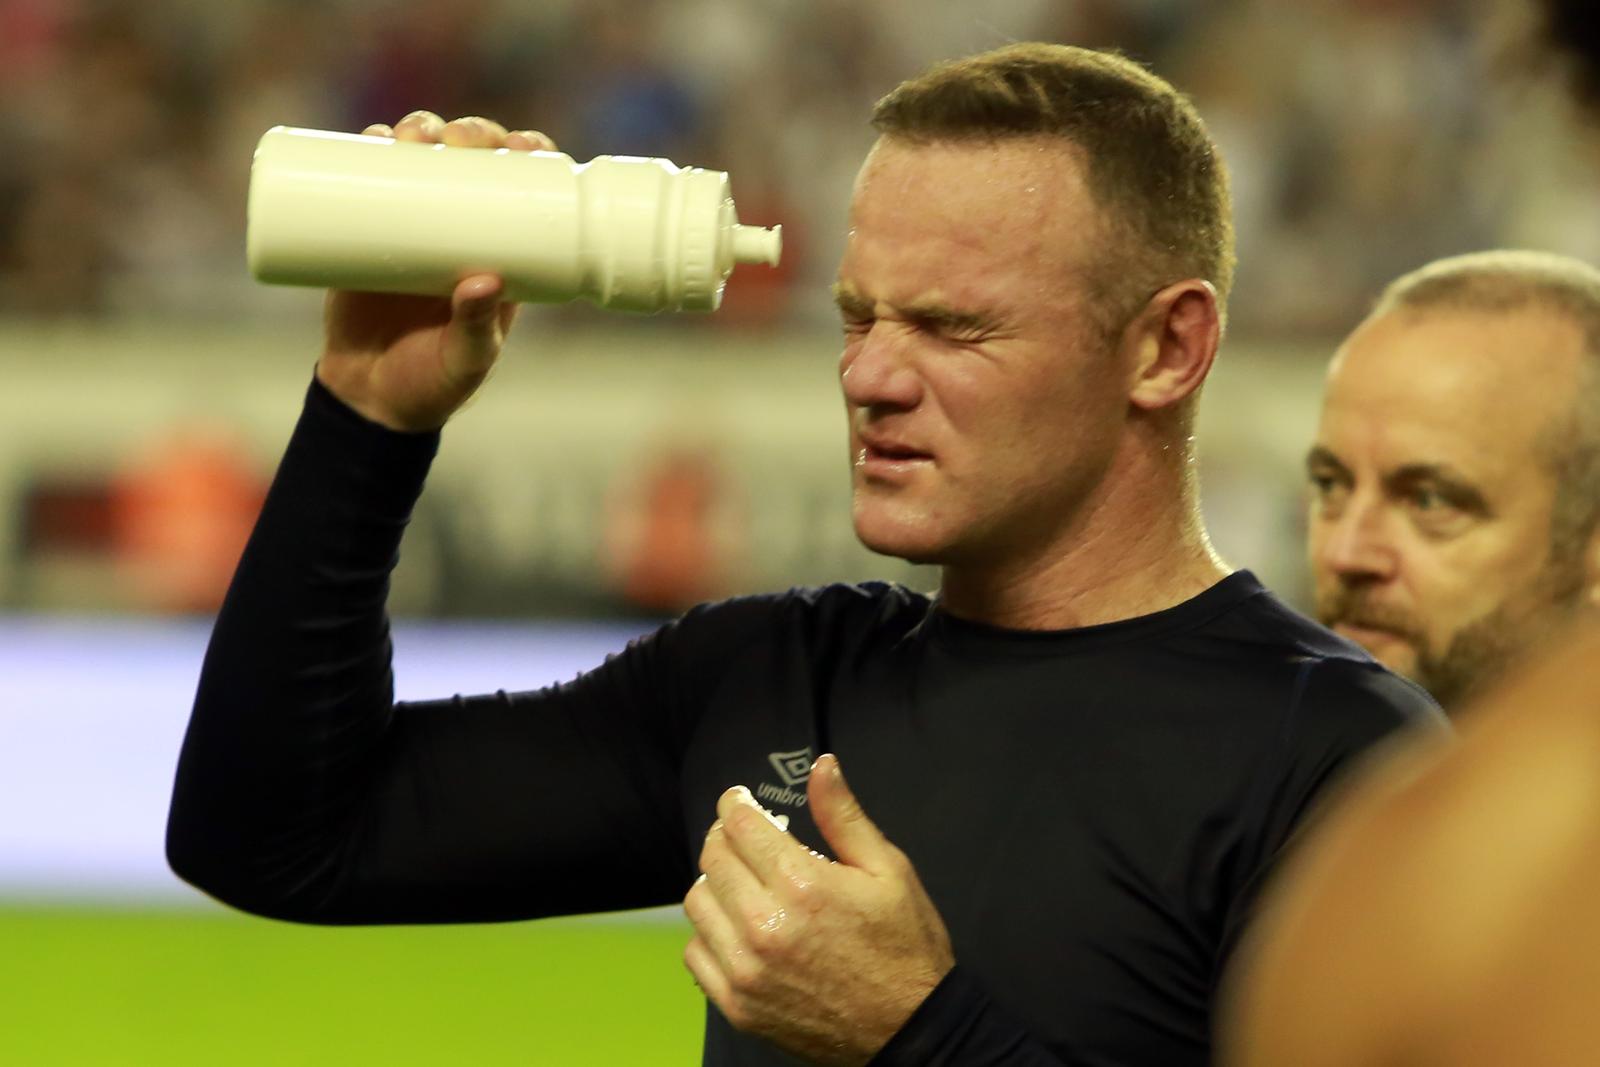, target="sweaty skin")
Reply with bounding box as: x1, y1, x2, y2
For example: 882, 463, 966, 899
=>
836, 135, 1228, 631
684, 756, 956, 1067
